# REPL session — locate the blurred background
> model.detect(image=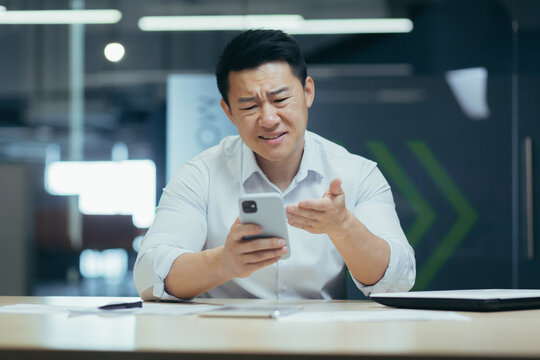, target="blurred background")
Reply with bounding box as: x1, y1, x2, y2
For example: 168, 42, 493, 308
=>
0, 0, 539, 298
